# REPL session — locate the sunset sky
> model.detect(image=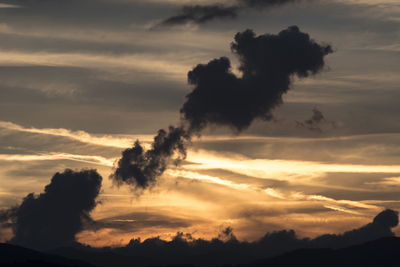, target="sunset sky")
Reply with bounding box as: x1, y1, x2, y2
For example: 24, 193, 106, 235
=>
1, 0, 400, 248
